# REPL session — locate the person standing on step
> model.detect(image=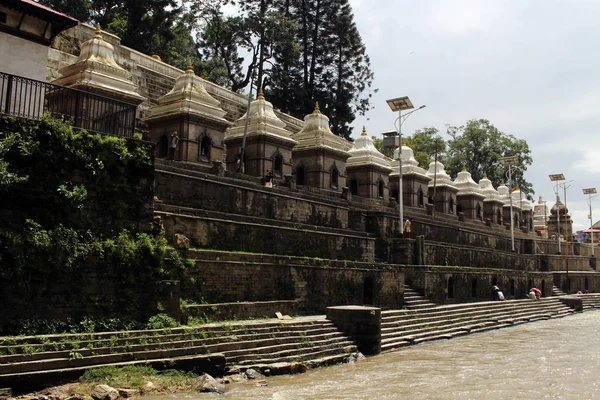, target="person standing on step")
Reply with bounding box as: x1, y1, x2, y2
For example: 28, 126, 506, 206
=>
403, 219, 411, 239
168, 131, 179, 161
265, 169, 273, 188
